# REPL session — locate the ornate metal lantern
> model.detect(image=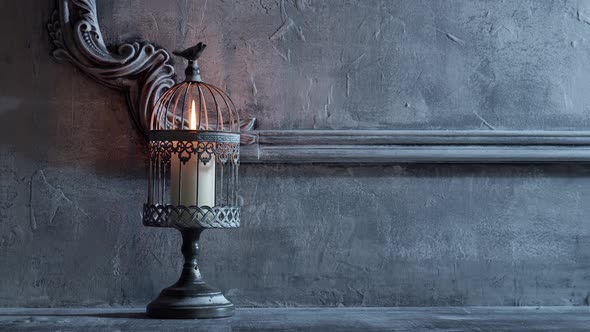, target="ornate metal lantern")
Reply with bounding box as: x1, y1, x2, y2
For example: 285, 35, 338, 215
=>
143, 42, 240, 319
